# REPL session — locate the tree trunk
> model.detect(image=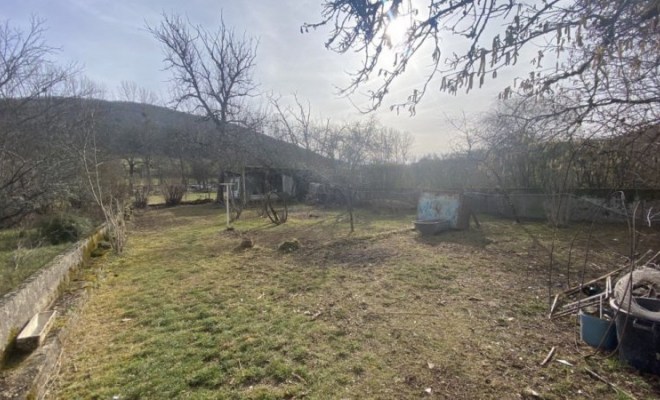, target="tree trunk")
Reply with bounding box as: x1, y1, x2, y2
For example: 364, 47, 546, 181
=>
145, 156, 152, 191
127, 157, 135, 190
179, 155, 186, 187
216, 171, 225, 203
241, 168, 247, 205
347, 188, 355, 233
